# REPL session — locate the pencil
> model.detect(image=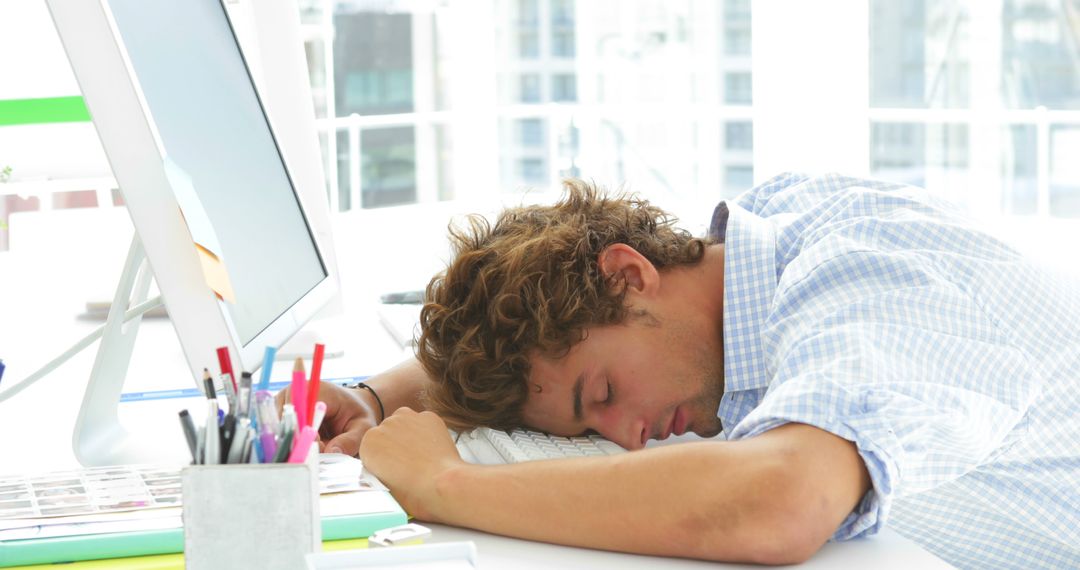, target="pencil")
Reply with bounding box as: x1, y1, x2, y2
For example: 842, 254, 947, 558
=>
202, 368, 216, 399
